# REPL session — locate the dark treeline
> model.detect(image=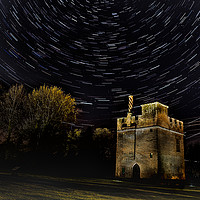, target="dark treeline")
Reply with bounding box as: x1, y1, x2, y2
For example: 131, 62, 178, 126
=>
0, 83, 116, 177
